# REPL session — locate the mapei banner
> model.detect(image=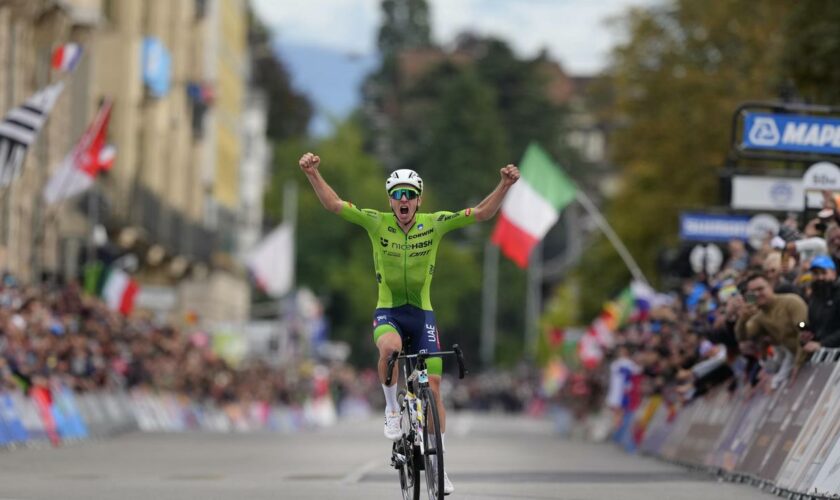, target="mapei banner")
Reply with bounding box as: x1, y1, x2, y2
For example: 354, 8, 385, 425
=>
743, 112, 840, 156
